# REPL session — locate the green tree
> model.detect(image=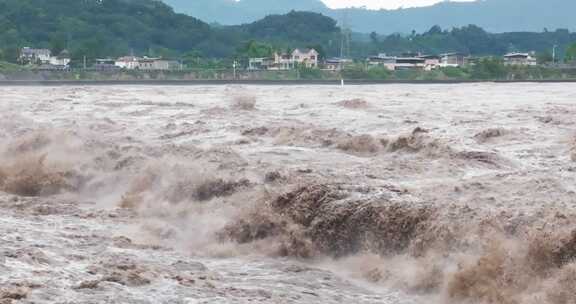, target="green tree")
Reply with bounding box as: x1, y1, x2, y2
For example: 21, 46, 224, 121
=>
238, 41, 274, 58
0, 47, 20, 64
536, 51, 553, 64
369, 32, 379, 44
426, 25, 443, 35
471, 58, 507, 80
565, 43, 576, 63
297, 66, 323, 79
49, 33, 67, 55
183, 50, 204, 67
